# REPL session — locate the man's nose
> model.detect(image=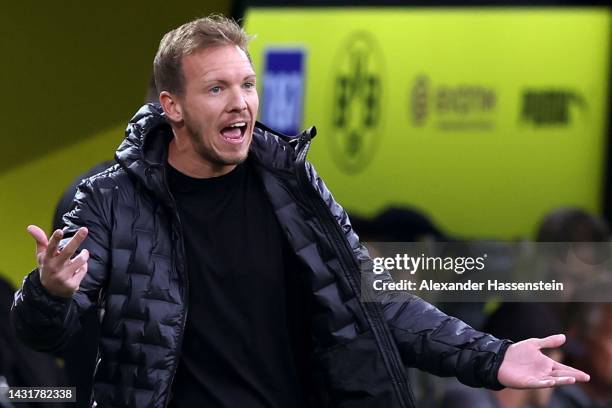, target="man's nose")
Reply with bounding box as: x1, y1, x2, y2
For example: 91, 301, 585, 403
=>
227, 87, 248, 112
